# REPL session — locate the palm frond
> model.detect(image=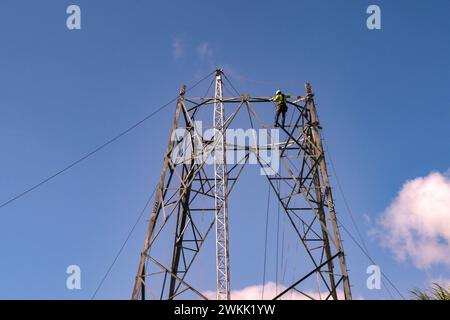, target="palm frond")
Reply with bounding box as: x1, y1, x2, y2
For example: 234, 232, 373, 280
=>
411, 282, 450, 300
